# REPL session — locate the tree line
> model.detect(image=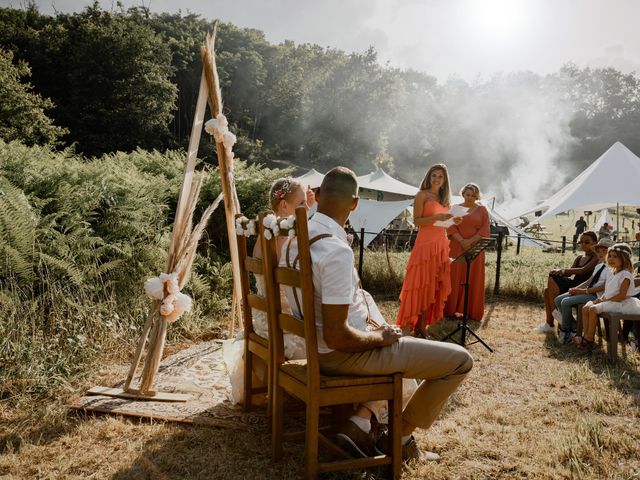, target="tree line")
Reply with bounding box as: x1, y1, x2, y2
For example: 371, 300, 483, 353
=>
1, 3, 640, 192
